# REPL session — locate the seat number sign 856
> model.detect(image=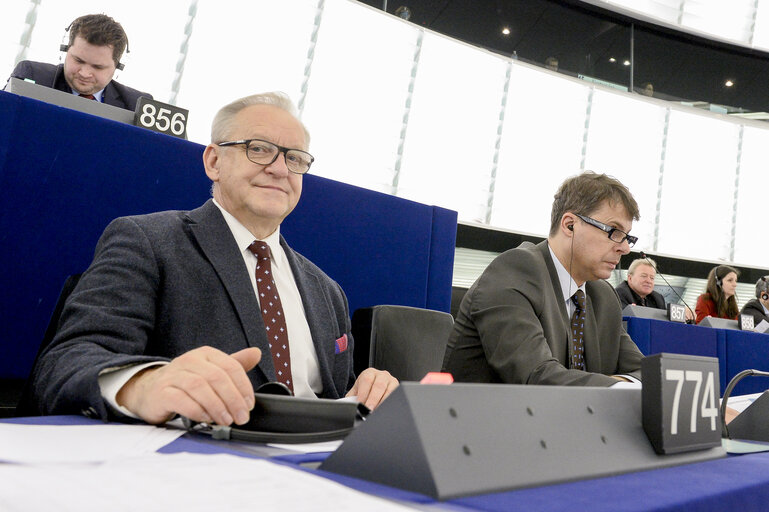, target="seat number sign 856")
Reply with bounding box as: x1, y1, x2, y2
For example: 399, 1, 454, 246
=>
133, 97, 189, 139
642, 353, 722, 454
